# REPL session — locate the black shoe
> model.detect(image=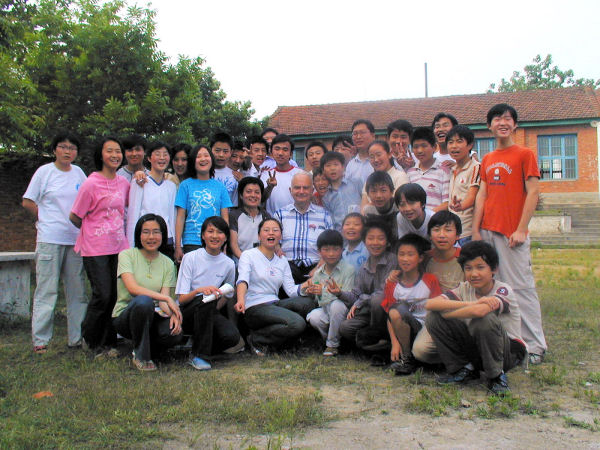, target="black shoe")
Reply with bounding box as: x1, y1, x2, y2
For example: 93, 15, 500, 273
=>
390, 355, 418, 376
437, 367, 478, 384
488, 373, 510, 396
